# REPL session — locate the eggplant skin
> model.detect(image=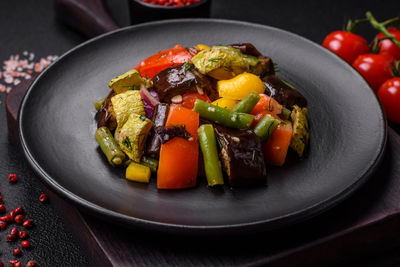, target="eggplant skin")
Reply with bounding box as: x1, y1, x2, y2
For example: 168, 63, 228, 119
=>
230, 43, 262, 57
214, 124, 267, 187
230, 43, 275, 77
145, 103, 169, 158
263, 75, 307, 108
152, 63, 218, 102
252, 56, 275, 77
96, 90, 117, 130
